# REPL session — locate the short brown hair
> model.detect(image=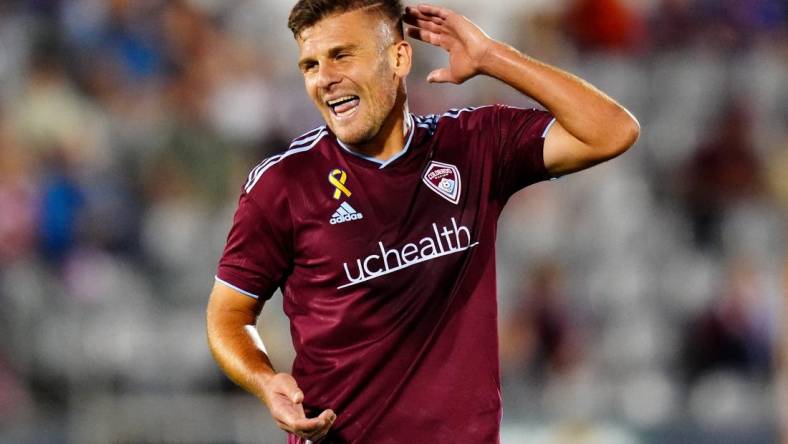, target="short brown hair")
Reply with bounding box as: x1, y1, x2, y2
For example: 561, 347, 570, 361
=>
288, 0, 404, 39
